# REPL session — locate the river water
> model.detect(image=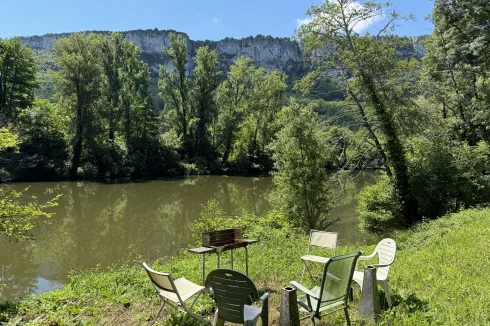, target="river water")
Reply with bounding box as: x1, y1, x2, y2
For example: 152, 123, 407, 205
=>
0, 173, 377, 301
